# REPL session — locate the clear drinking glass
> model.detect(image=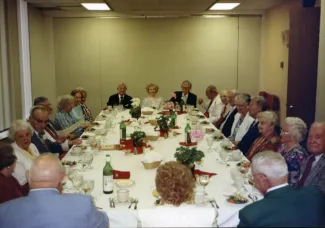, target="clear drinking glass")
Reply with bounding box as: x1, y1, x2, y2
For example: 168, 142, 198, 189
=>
206, 136, 214, 153
82, 179, 95, 195
199, 175, 209, 194
72, 174, 83, 189
83, 153, 94, 170
219, 149, 228, 164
